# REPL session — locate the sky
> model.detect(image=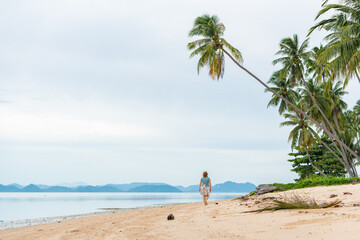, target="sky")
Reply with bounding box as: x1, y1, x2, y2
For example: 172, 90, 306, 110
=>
0, 0, 359, 187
